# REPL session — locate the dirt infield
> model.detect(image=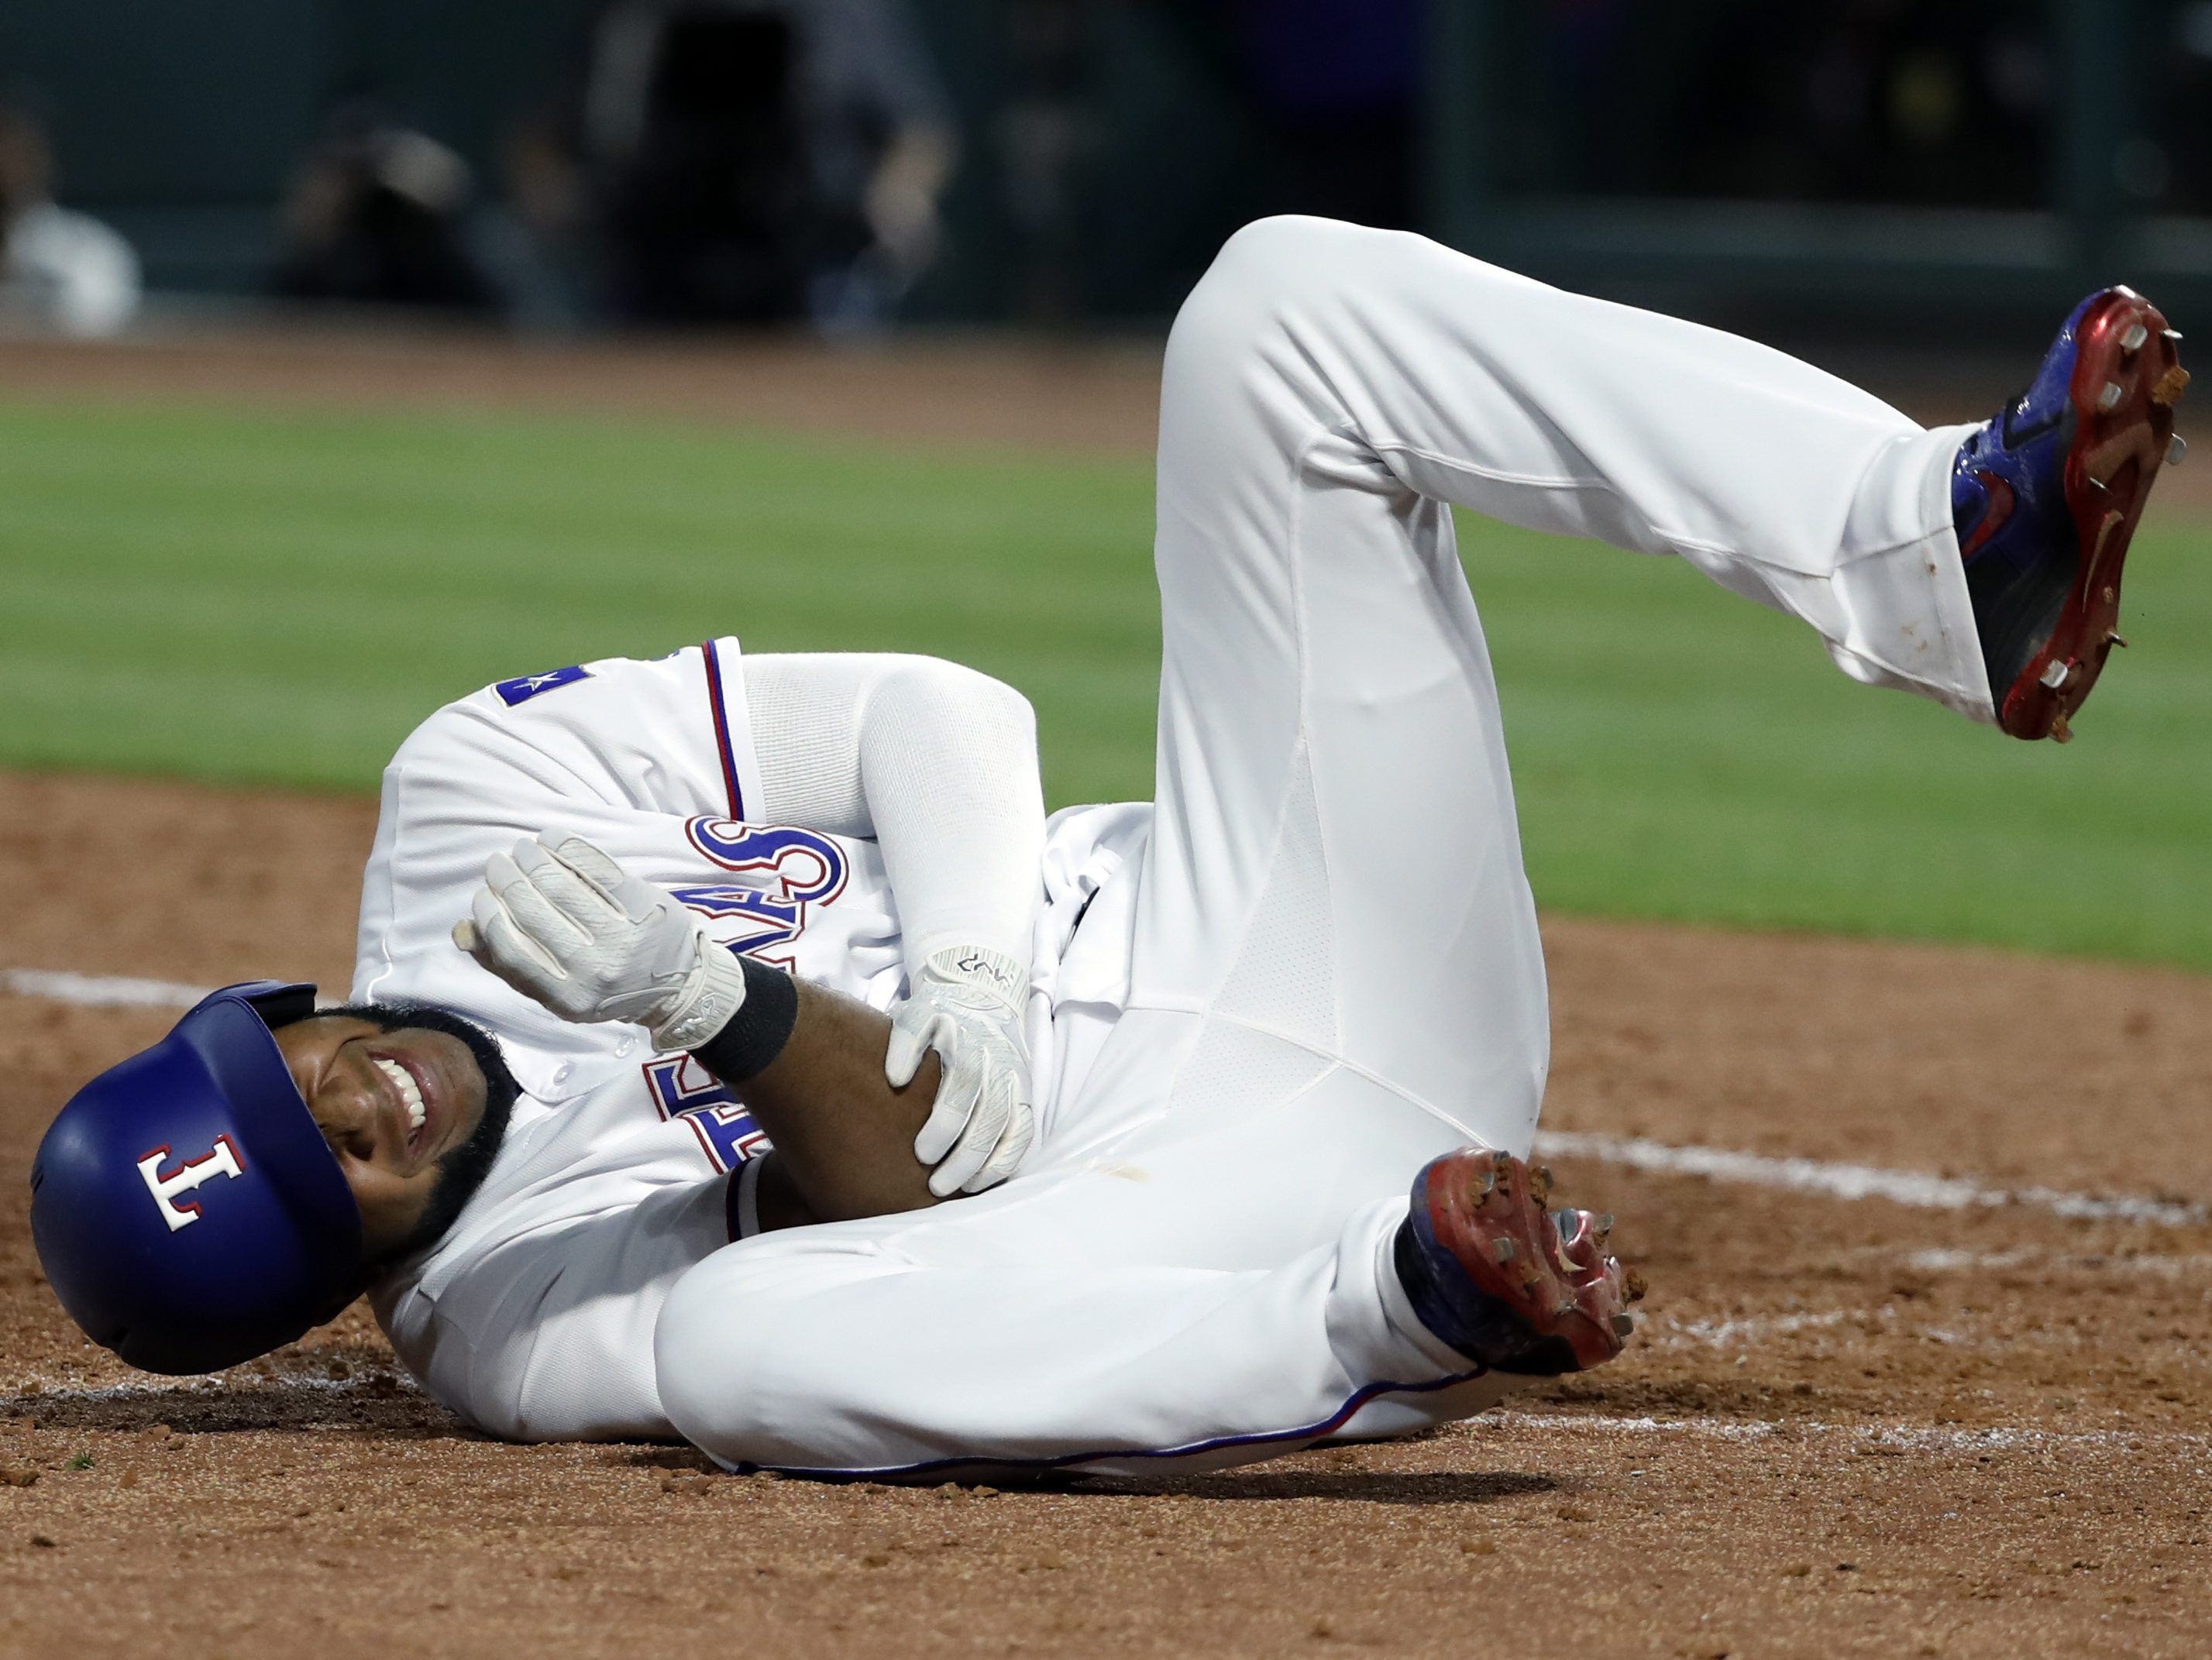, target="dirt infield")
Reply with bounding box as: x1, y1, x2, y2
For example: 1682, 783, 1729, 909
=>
3, 768, 2209, 1659
0, 320, 1168, 456
2, 319, 2205, 517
